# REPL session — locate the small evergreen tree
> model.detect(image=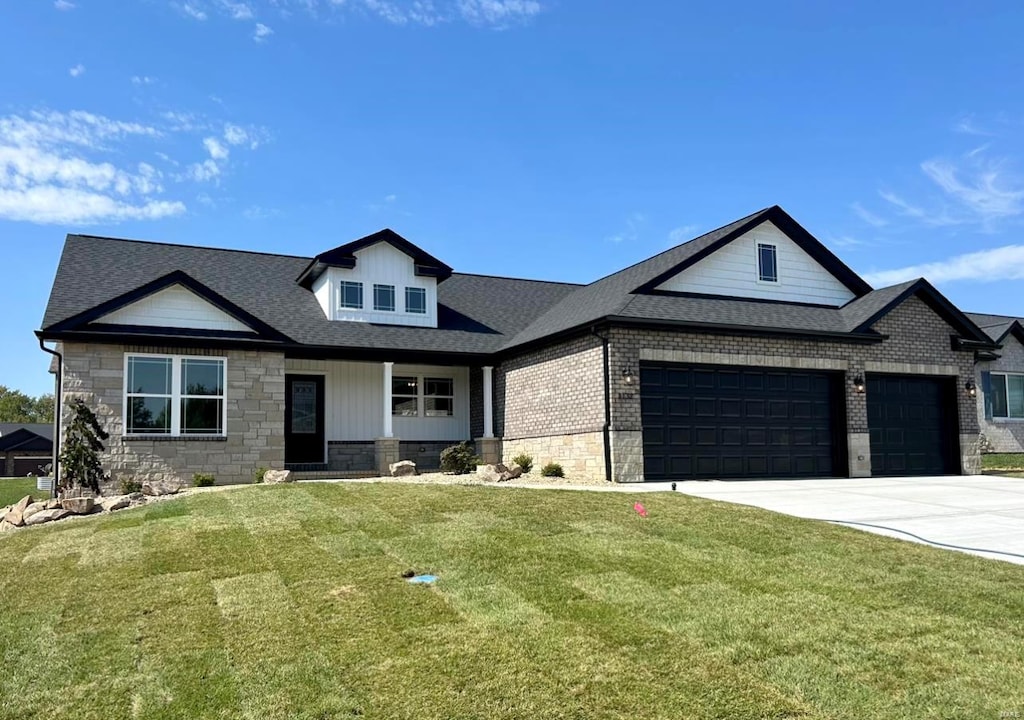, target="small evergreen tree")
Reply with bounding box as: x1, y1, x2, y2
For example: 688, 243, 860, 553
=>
58, 399, 109, 496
